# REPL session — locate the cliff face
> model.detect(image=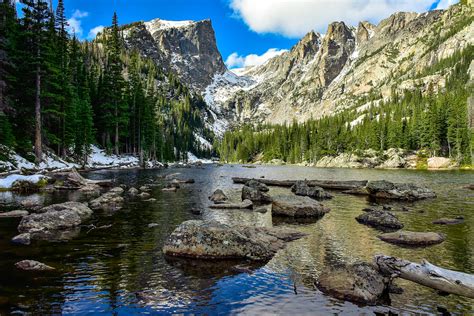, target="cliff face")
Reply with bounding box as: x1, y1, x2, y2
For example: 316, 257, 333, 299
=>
204, 3, 473, 128
122, 18, 226, 91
